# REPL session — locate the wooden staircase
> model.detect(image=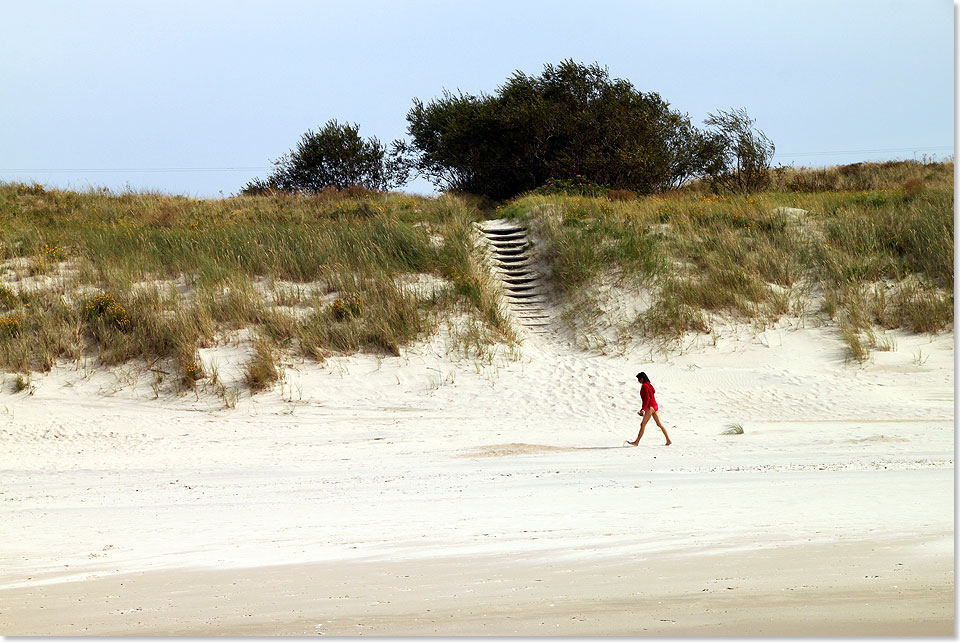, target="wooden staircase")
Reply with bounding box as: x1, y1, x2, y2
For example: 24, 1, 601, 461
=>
478, 220, 550, 335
